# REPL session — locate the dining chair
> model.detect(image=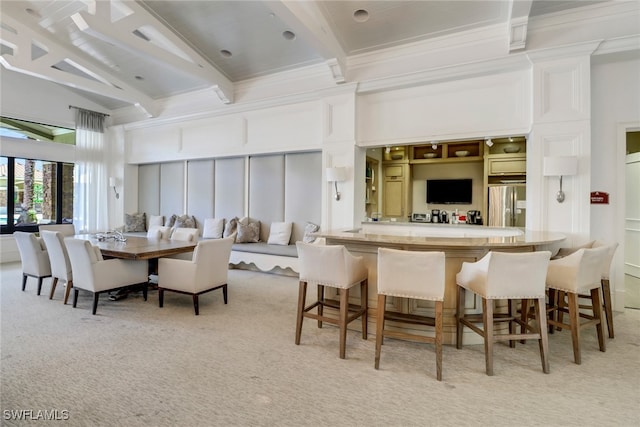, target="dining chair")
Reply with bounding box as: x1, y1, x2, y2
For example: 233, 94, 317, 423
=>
295, 242, 368, 359
375, 248, 445, 380
157, 237, 234, 315
40, 230, 74, 304
545, 246, 610, 364
38, 223, 76, 237
65, 238, 149, 315
456, 251, 552, 376
13, 231, 52, 295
